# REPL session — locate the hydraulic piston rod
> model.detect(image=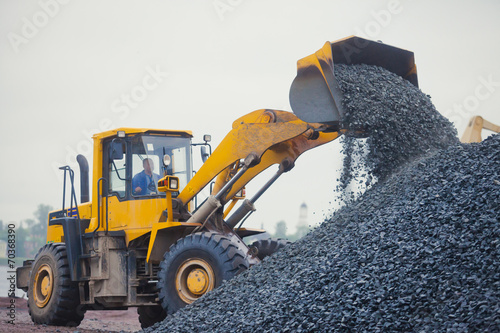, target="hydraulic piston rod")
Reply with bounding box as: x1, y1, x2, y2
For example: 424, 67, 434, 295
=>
226, 158, 294, 228
187, 154, 259, 225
